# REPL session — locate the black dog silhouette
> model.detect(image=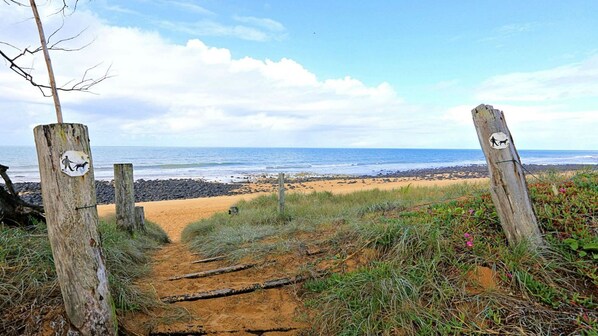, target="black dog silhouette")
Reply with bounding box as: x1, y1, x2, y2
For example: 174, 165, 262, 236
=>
498, 139, 508, 146
74, 161, 88, 171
